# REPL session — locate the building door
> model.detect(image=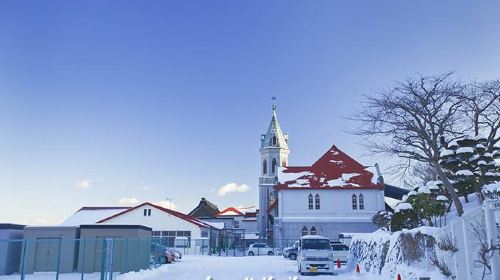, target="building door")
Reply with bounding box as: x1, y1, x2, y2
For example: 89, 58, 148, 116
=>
34, 238, 59, 272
